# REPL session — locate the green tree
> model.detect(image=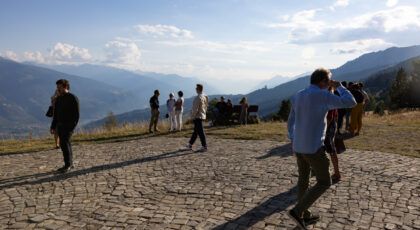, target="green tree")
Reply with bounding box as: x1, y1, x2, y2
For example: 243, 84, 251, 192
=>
272, 99, 291, 121
365, 92, 377, 111
407, 60, 420, 108
206, 98, 219, 122
374, 100, 385, 116
388, 67, 409, 110
104, 111, 119, 130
